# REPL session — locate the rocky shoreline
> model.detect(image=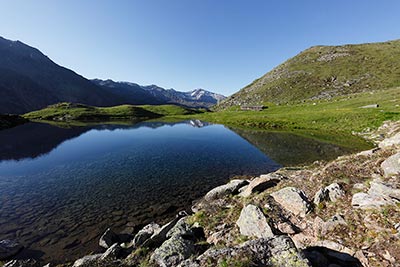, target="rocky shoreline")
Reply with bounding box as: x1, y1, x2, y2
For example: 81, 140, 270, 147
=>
1, 121, 400, 267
